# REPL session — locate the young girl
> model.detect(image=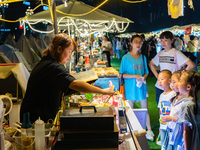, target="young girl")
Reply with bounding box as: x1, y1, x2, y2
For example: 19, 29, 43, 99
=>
170, 71, 200, 150
161, 70, 186, 150
119, 35, 154, 141
149, 31, 195, 105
